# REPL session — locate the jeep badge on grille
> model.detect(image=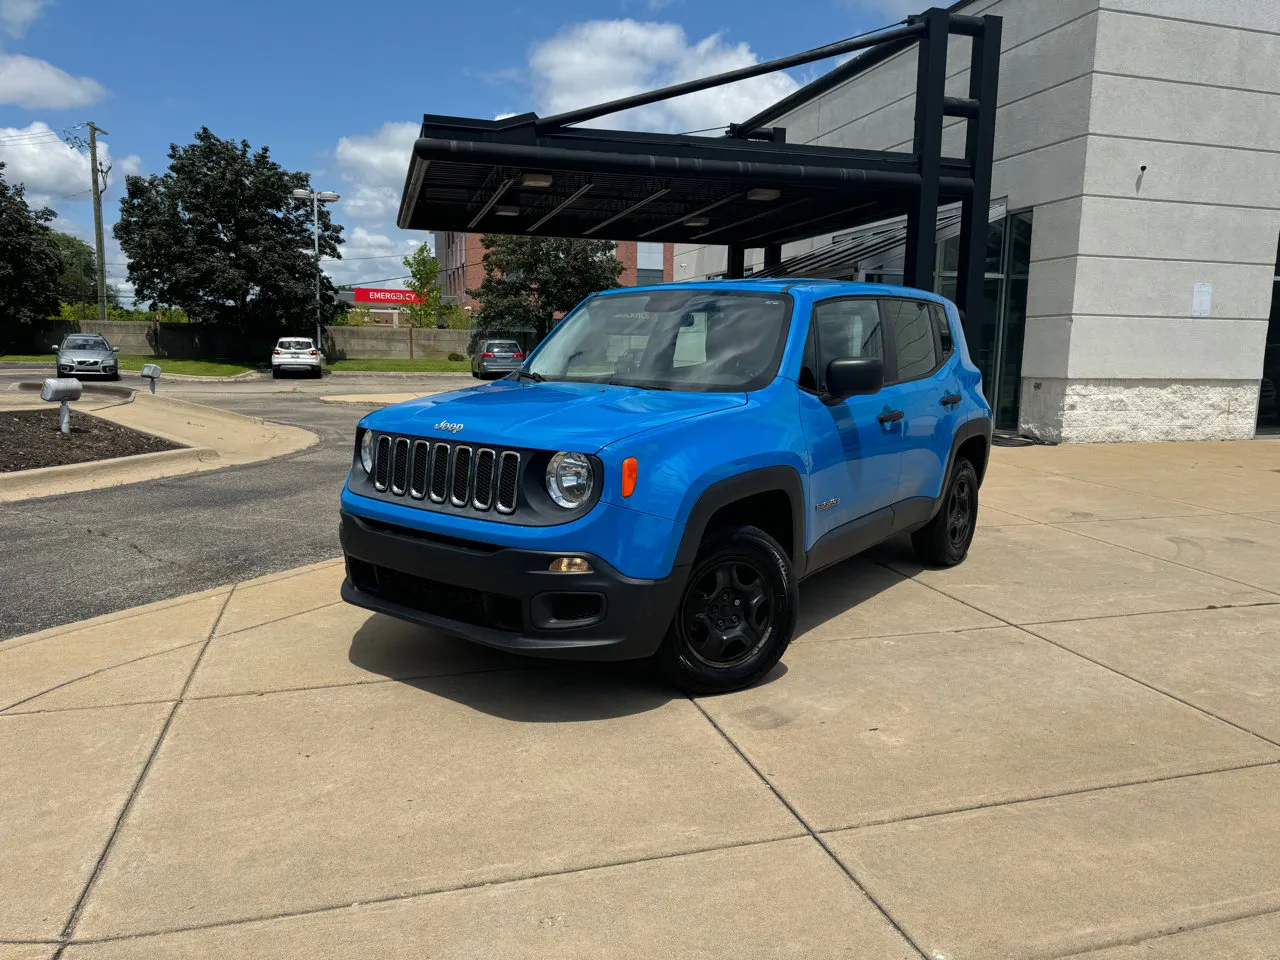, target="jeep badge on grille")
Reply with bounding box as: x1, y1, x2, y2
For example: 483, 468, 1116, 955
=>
434, 421, 464, 433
